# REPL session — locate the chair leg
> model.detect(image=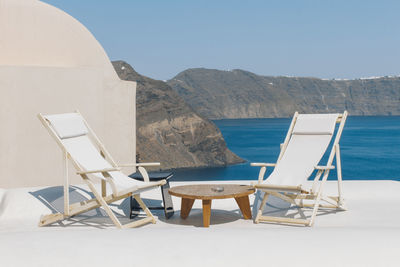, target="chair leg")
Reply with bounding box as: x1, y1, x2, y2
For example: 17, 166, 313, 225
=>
85, 179, 155, 228
309, 179, 328, 226
335, 144, 345, 207
255, 192, 269, 224
133, 194, 156, 224
85, 179, 123, 228
252, 190, 261, 219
